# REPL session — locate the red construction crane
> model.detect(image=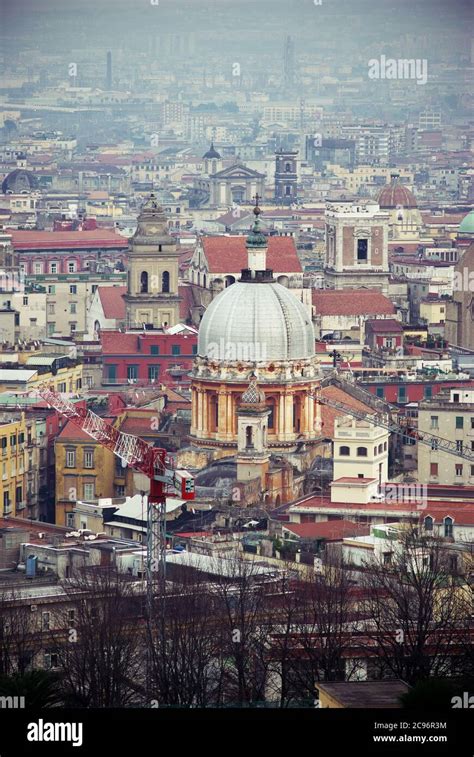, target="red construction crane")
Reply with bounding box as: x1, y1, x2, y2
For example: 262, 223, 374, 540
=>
36, 386, 195, 613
